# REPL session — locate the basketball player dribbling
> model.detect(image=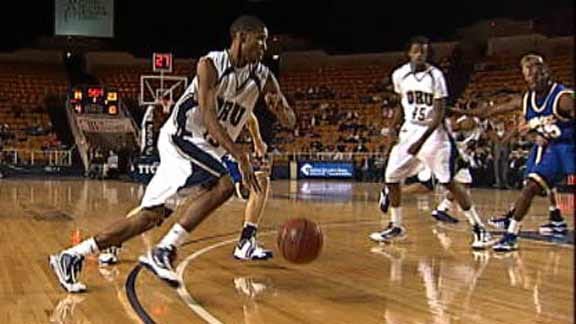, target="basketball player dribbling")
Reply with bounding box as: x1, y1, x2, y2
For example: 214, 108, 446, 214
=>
49, 15, 296, 293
